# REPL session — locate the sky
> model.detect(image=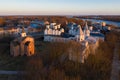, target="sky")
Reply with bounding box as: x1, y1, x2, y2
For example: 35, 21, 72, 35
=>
0, 0, 120, 15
